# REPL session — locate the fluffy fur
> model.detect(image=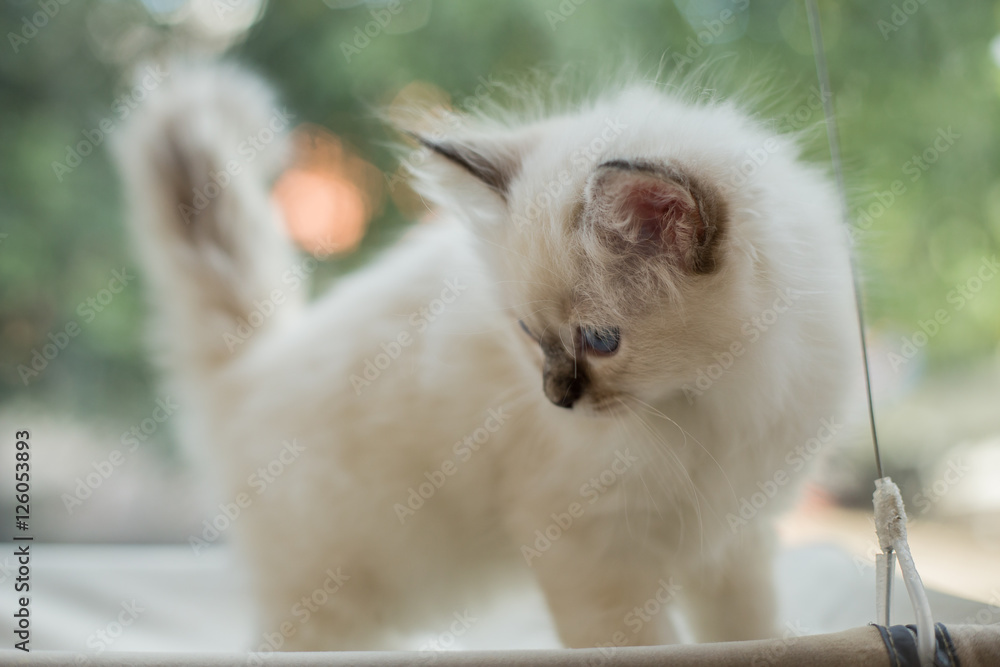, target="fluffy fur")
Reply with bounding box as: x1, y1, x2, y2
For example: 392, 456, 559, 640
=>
115, 60, 859, 649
